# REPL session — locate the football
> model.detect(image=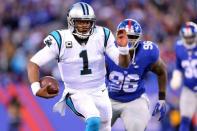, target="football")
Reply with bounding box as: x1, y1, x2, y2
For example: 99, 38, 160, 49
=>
40, 76, 59, 94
